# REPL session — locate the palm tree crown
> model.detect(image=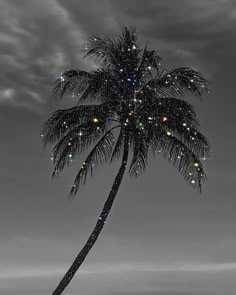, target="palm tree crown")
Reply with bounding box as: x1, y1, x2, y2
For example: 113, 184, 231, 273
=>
43, 27, 209, 194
